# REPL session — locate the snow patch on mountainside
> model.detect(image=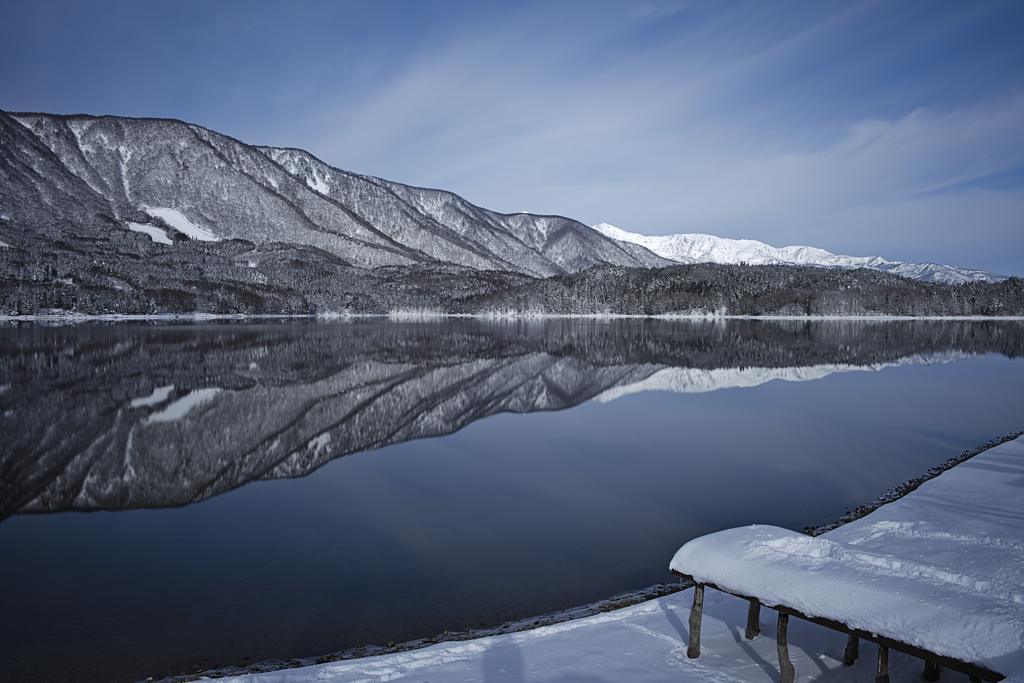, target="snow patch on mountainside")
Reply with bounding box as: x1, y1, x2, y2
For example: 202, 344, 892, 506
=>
130, 385, 175, 408
593, 223, 1006, 284
127, 222, 173, 245
142, 206, 219, 241
148, 388, 221, 423
307, 433, 331, 456
305, 172, 330, 195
